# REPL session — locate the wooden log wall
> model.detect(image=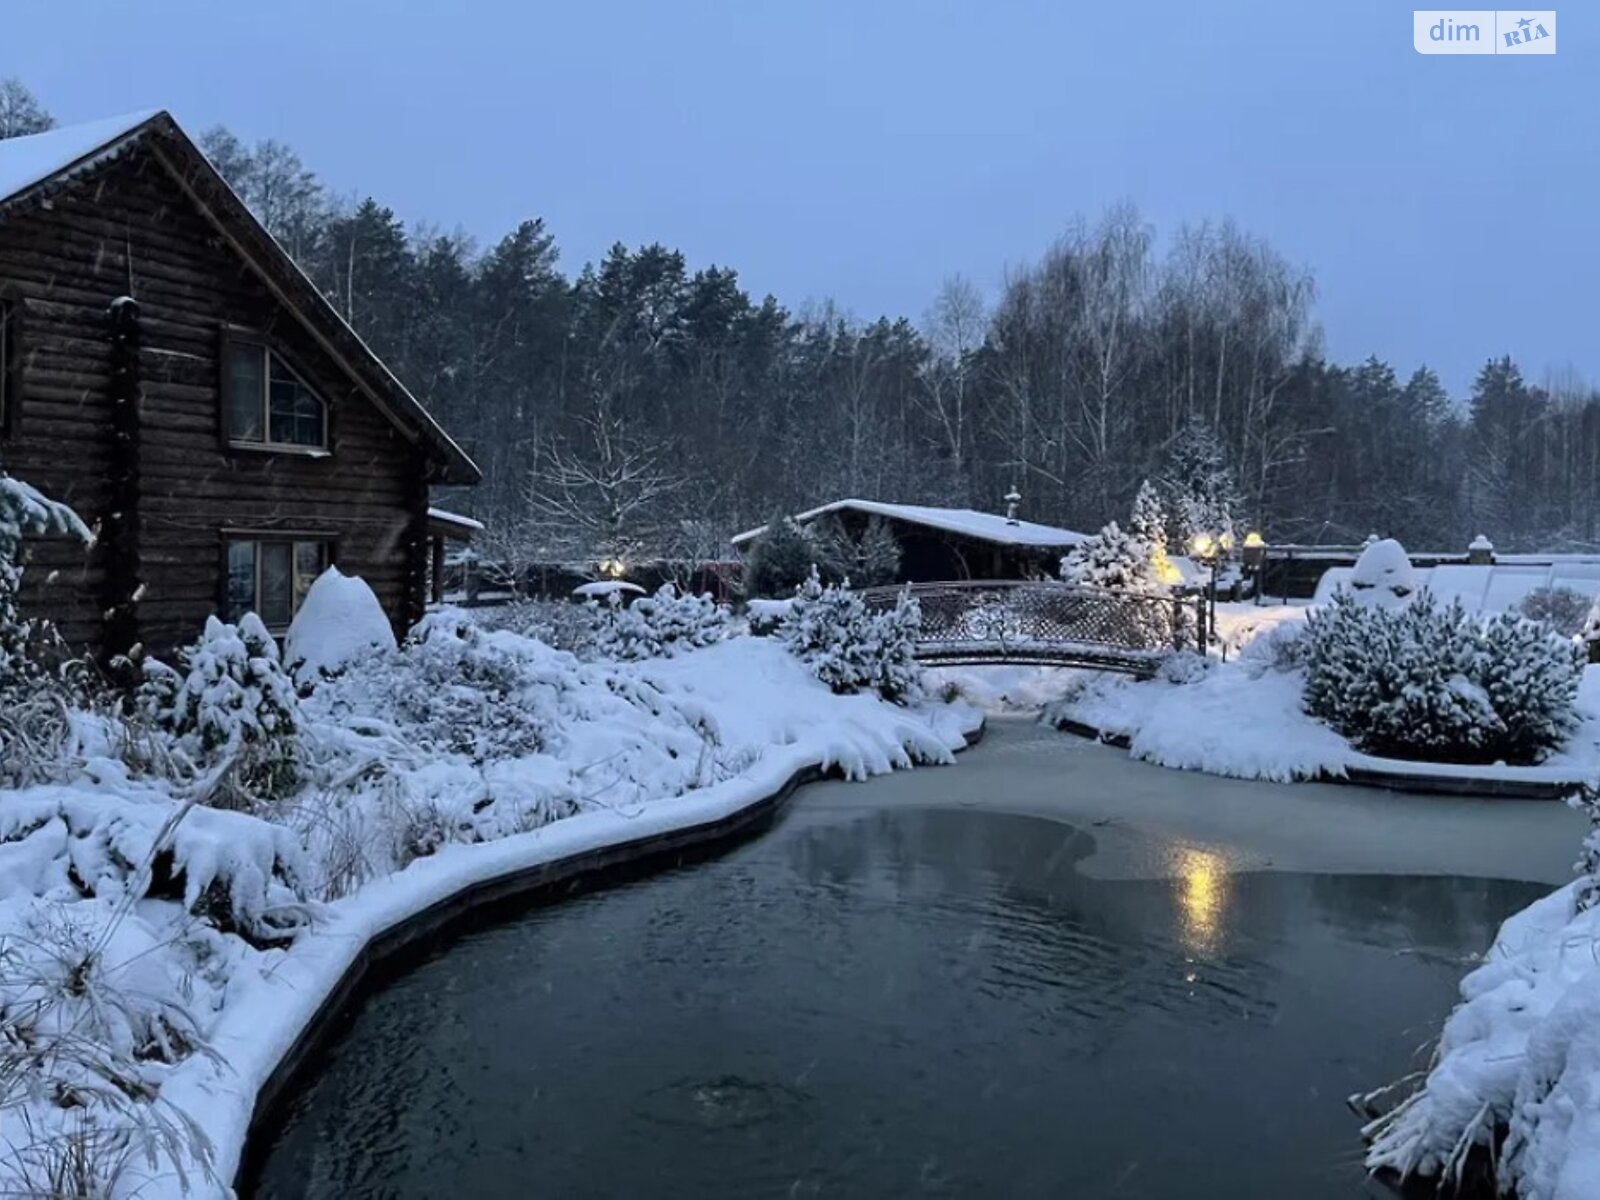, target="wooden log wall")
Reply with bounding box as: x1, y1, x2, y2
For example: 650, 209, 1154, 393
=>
0, 141, 427, 660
